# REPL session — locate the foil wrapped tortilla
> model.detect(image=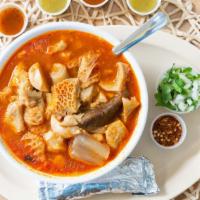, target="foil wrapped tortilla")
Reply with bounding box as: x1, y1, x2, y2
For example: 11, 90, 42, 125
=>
39, 157, 159, 200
